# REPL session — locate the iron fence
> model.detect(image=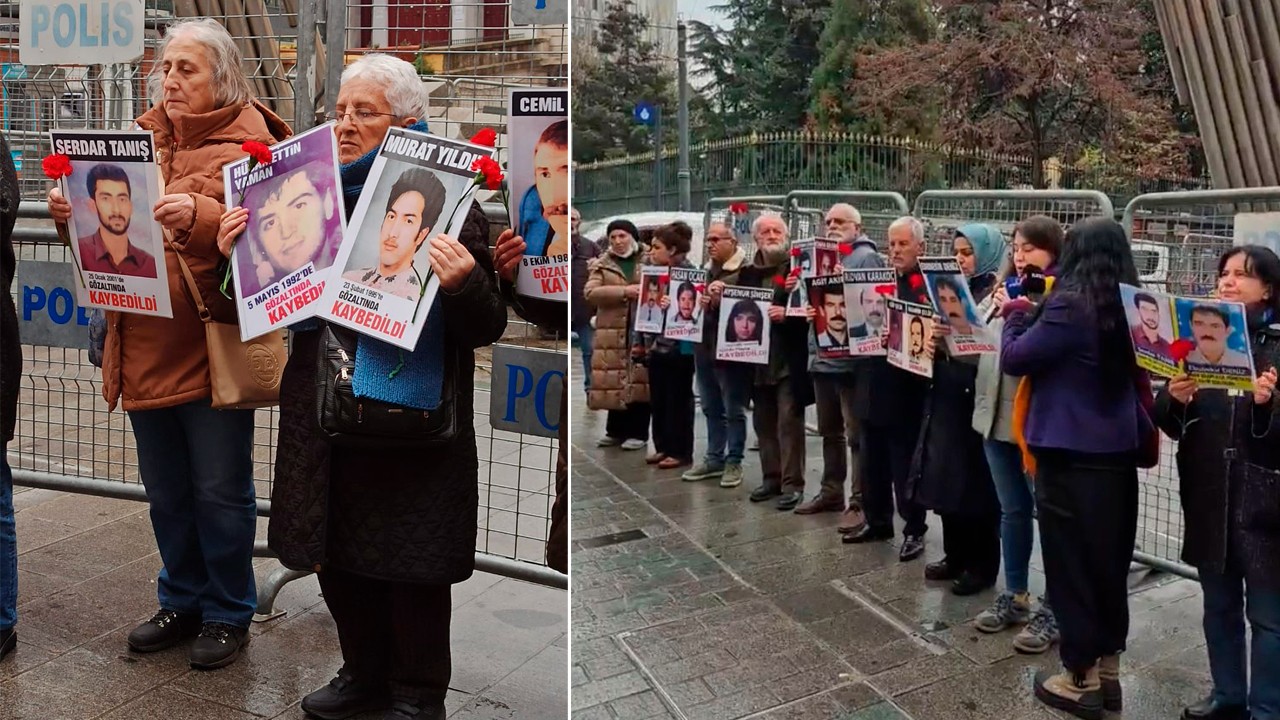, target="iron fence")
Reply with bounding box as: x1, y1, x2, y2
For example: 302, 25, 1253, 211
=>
2, 0, 567, 582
